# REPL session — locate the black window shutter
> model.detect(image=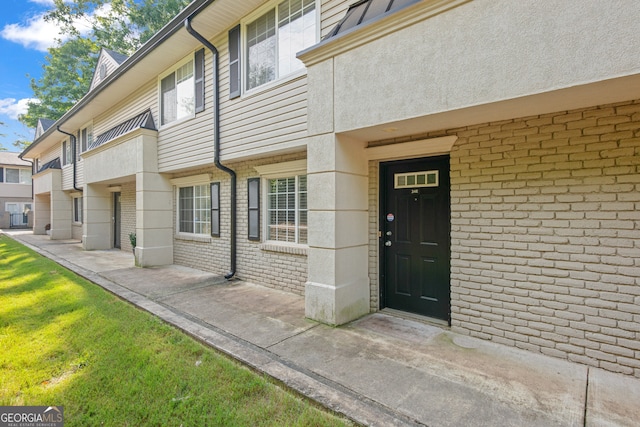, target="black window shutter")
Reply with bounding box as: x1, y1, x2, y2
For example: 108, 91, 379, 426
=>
195, 48, 205, 113
0, 167, 3, 182
248, 178, 260, 241
210, 182, 220, 237
228, 25, 241, 99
